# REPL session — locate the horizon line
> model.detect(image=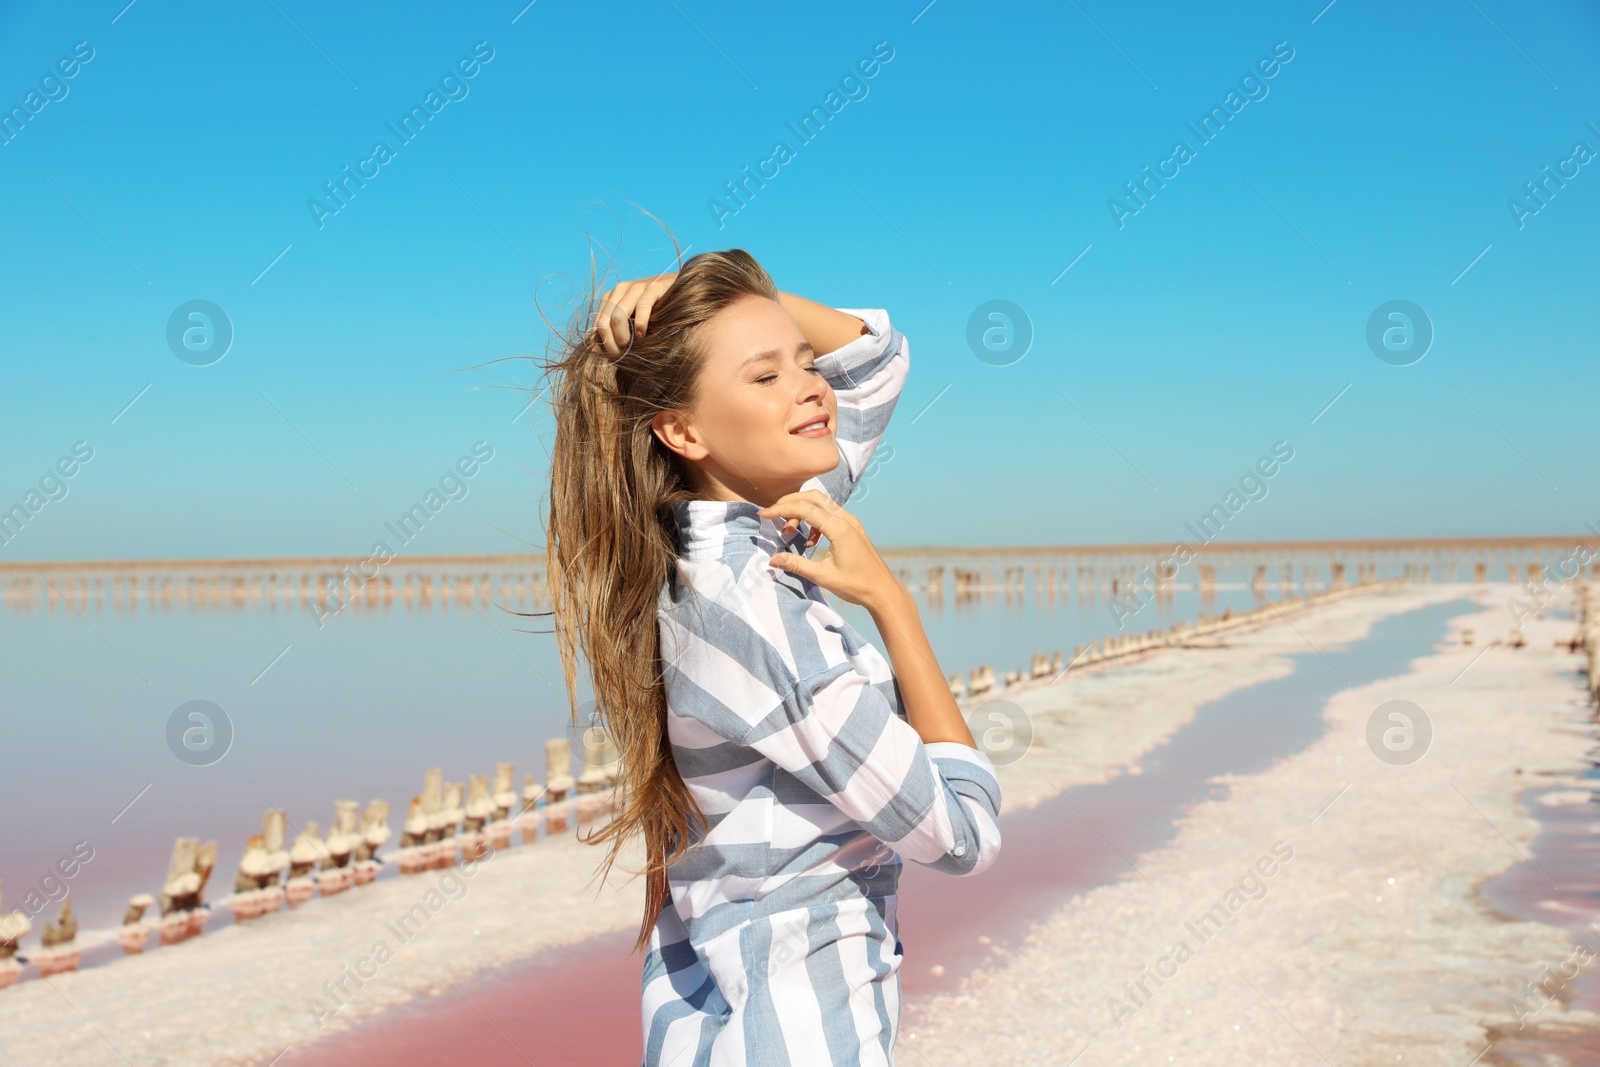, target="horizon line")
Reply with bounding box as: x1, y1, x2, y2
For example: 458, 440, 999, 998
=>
1, 532, 1595, 573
